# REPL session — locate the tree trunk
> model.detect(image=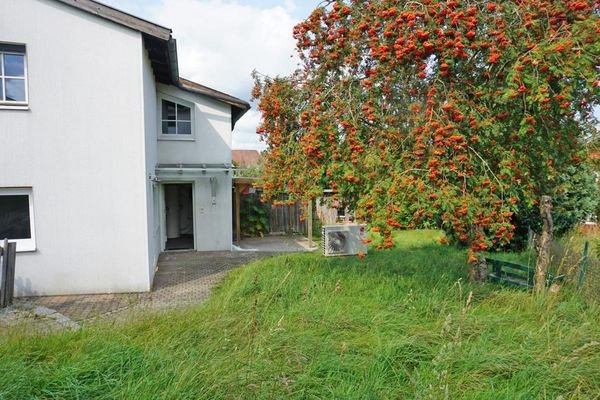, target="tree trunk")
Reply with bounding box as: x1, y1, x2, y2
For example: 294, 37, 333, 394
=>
468, 255, 488, 282
535, 195, 553, 293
